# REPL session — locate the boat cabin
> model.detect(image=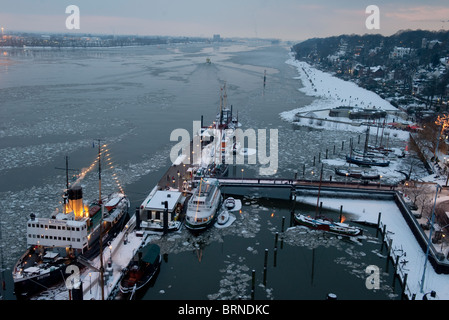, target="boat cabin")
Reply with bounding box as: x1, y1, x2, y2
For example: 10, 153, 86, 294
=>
139, 190, 183, 226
